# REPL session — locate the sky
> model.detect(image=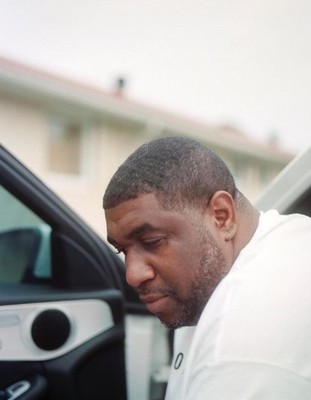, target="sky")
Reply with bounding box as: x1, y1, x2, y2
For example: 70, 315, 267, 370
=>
1, 0, 311, 153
